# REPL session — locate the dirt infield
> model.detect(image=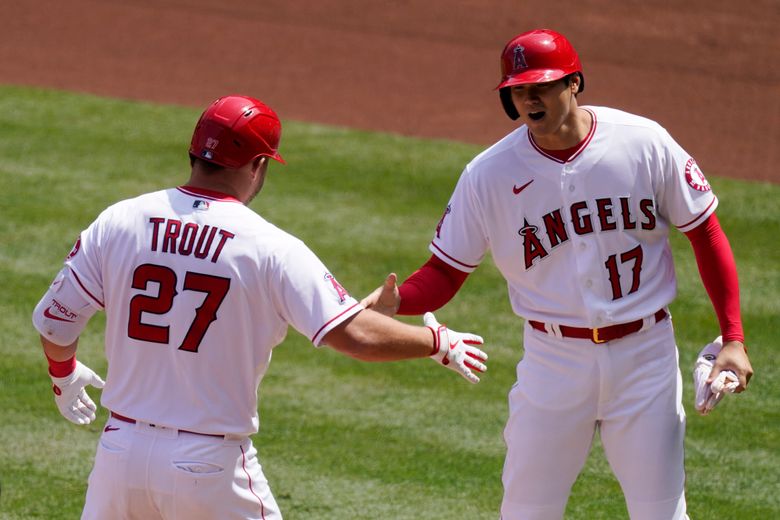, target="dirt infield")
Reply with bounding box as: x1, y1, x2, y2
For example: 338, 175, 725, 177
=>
2, 0, 778, 182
